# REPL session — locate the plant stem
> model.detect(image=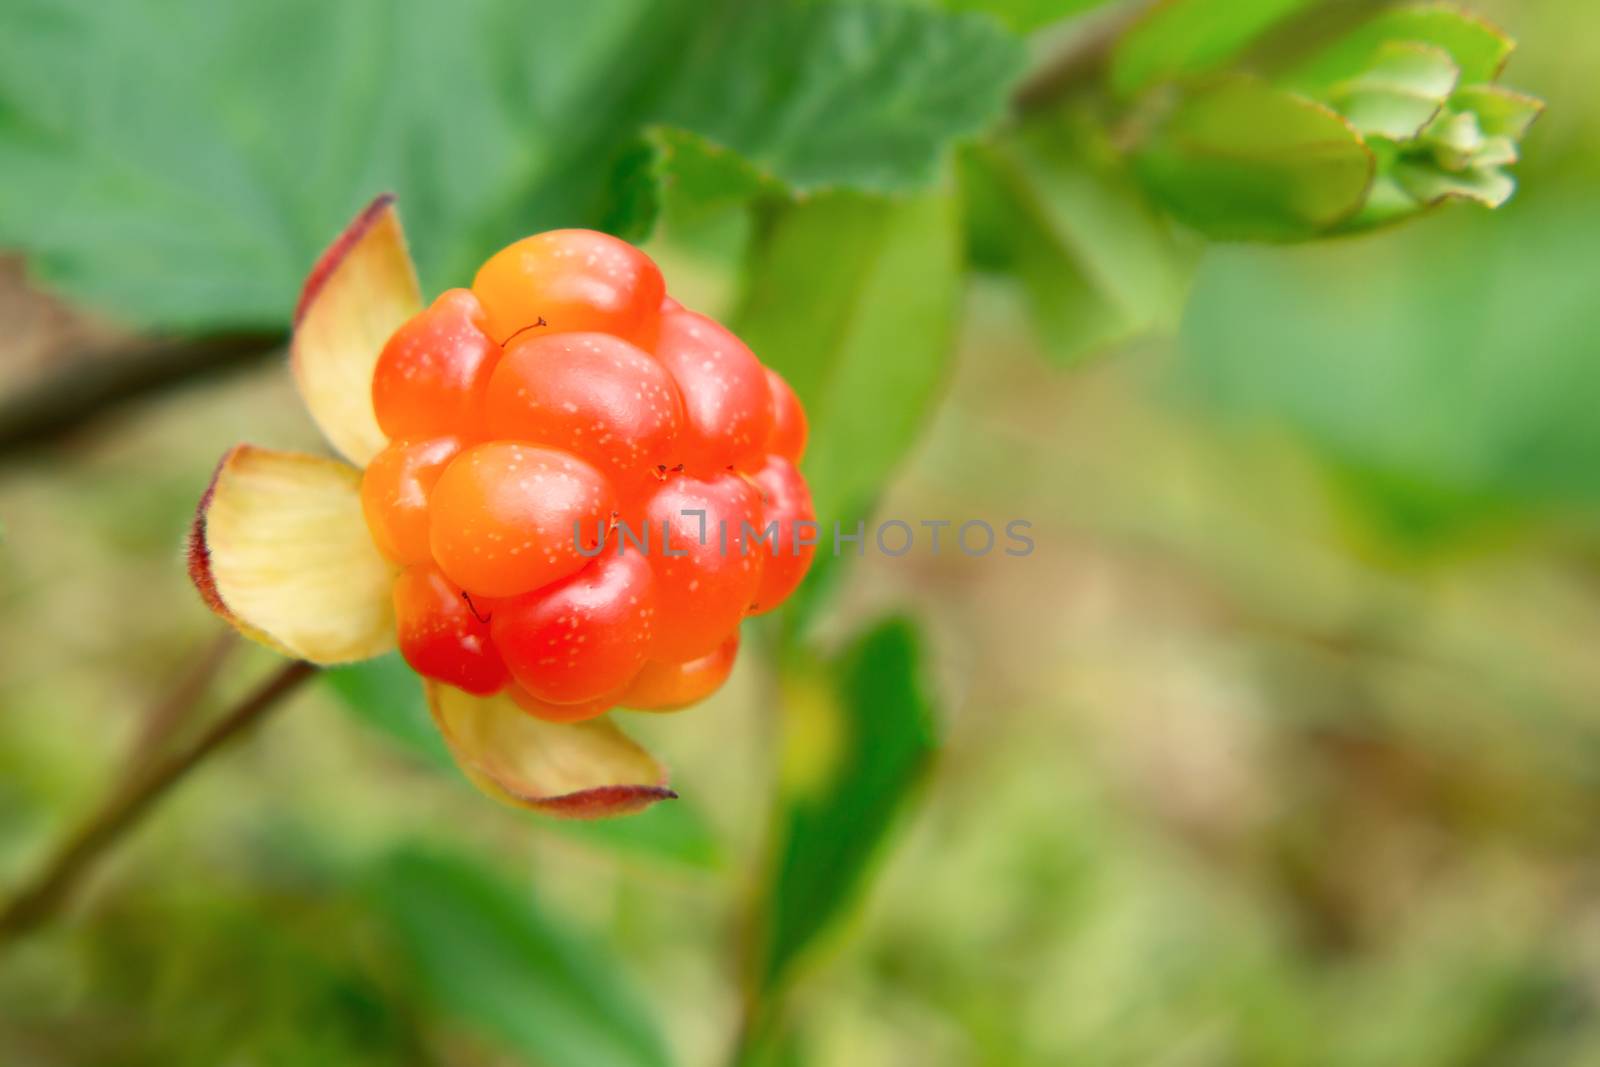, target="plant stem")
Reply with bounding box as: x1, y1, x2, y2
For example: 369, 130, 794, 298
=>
1012, 0, 1161, 113
0, 331, 284, 459
116, 631, 238, 787
0, 659, 315, 944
